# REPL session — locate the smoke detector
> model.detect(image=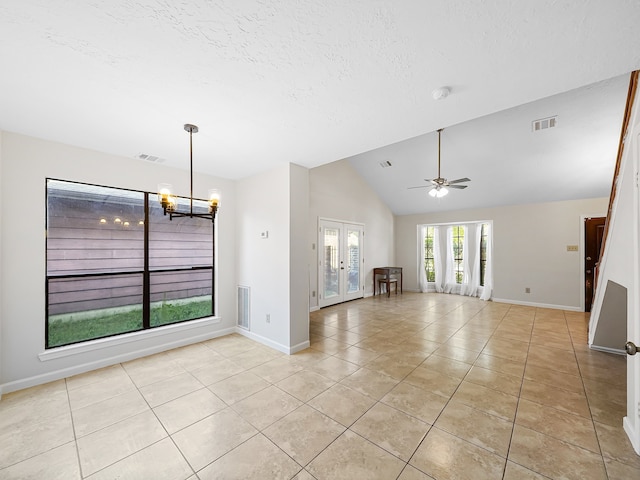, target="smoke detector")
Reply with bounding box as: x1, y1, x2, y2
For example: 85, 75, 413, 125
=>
432, 87, 450, 101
